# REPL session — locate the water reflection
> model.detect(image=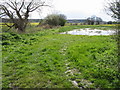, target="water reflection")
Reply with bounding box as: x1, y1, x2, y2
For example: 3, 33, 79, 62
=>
60, 28, 116, 36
